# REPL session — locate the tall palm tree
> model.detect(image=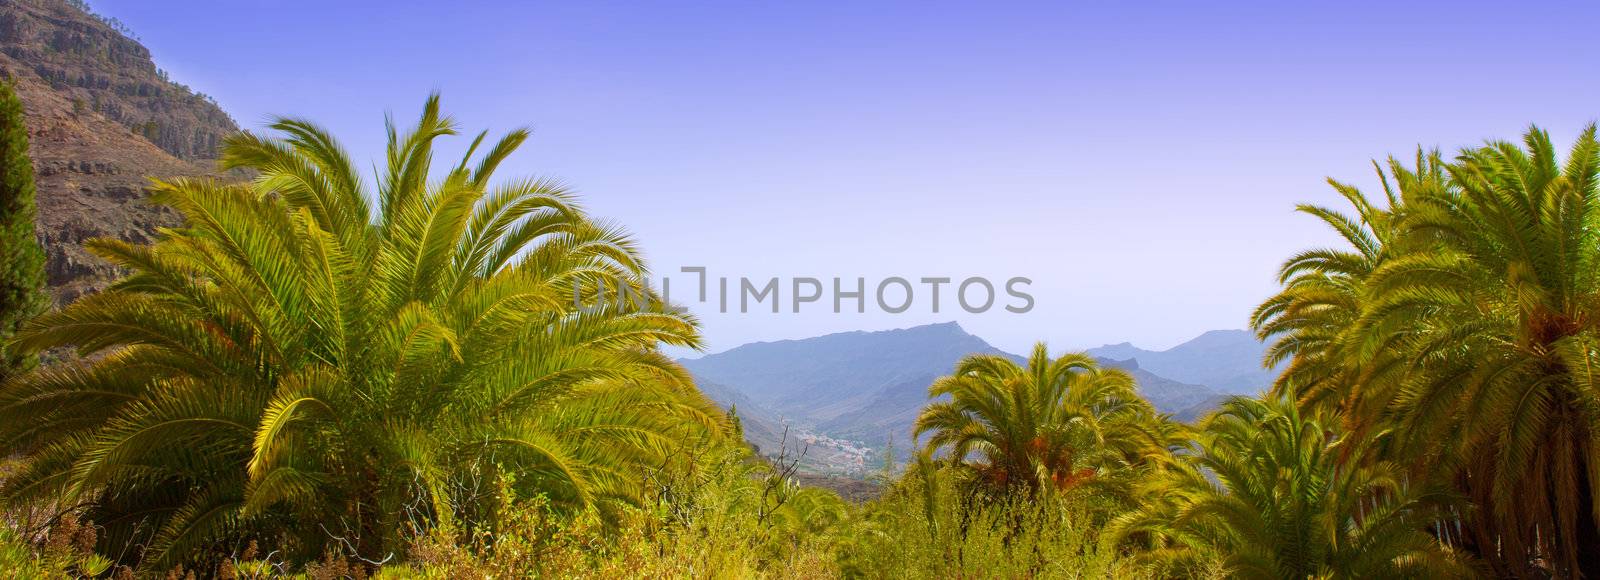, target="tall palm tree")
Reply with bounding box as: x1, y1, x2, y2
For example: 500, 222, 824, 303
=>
1249, 152, 1449, 452
1113, 396, 1470, 579
1369, 126, 1600, 576
912, 343, 1175, 496
0, 95, 723, 567
1252, 126, 1600, 575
